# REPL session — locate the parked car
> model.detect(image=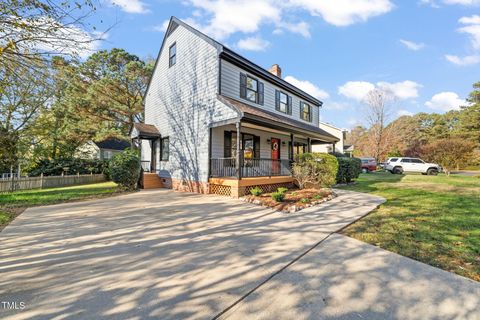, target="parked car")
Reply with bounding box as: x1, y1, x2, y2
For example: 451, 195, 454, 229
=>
360, 157, 377, 173
385, 157, 441, 175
